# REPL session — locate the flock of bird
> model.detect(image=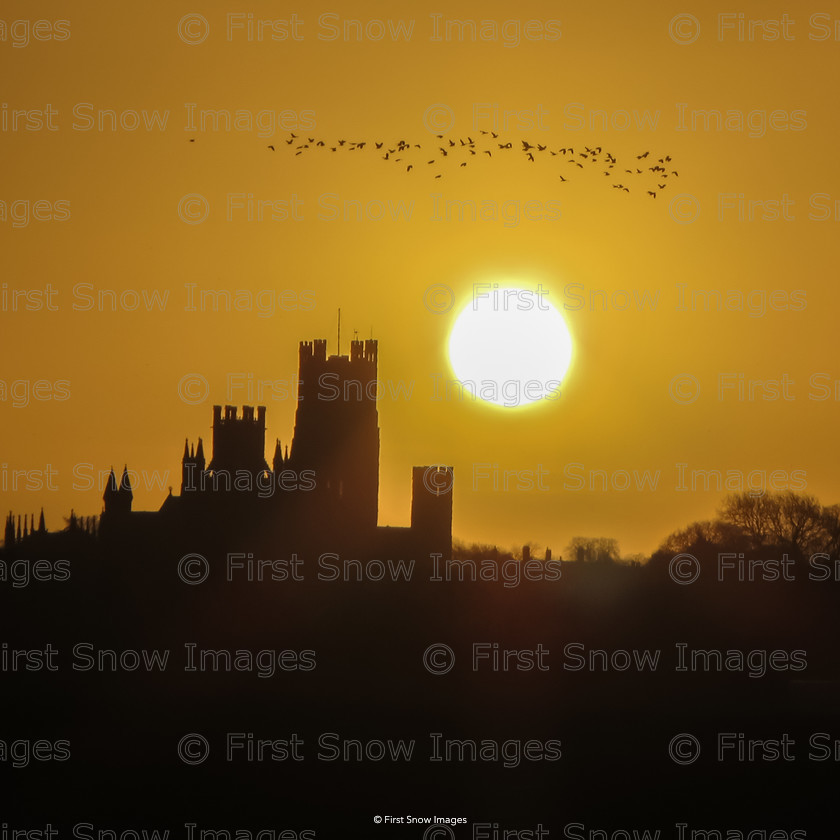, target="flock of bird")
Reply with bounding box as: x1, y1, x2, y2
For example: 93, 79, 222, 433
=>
264, 130, 680, 196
